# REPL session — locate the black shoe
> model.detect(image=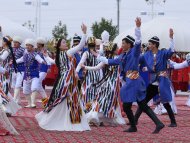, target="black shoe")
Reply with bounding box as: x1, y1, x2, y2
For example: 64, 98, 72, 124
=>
168, 123, 177, 127
6, 113, 12, 117
99, 122, 104, 127
123, 127, 137, 132
163, 103, 177, 128
152, 124, 165, 134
